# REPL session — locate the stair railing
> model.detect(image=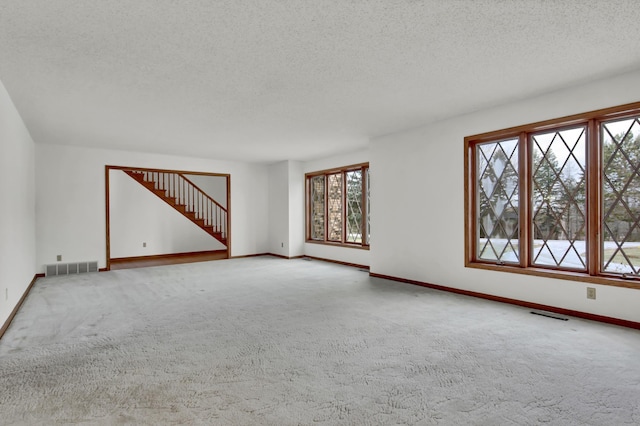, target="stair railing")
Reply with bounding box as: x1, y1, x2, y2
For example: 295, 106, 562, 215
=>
137, 170, 228, 240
